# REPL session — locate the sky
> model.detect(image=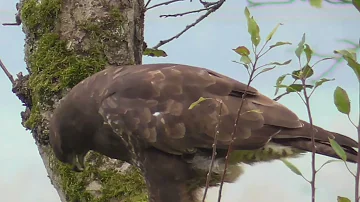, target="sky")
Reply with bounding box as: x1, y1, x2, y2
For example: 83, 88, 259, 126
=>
0, 0, 359, 202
